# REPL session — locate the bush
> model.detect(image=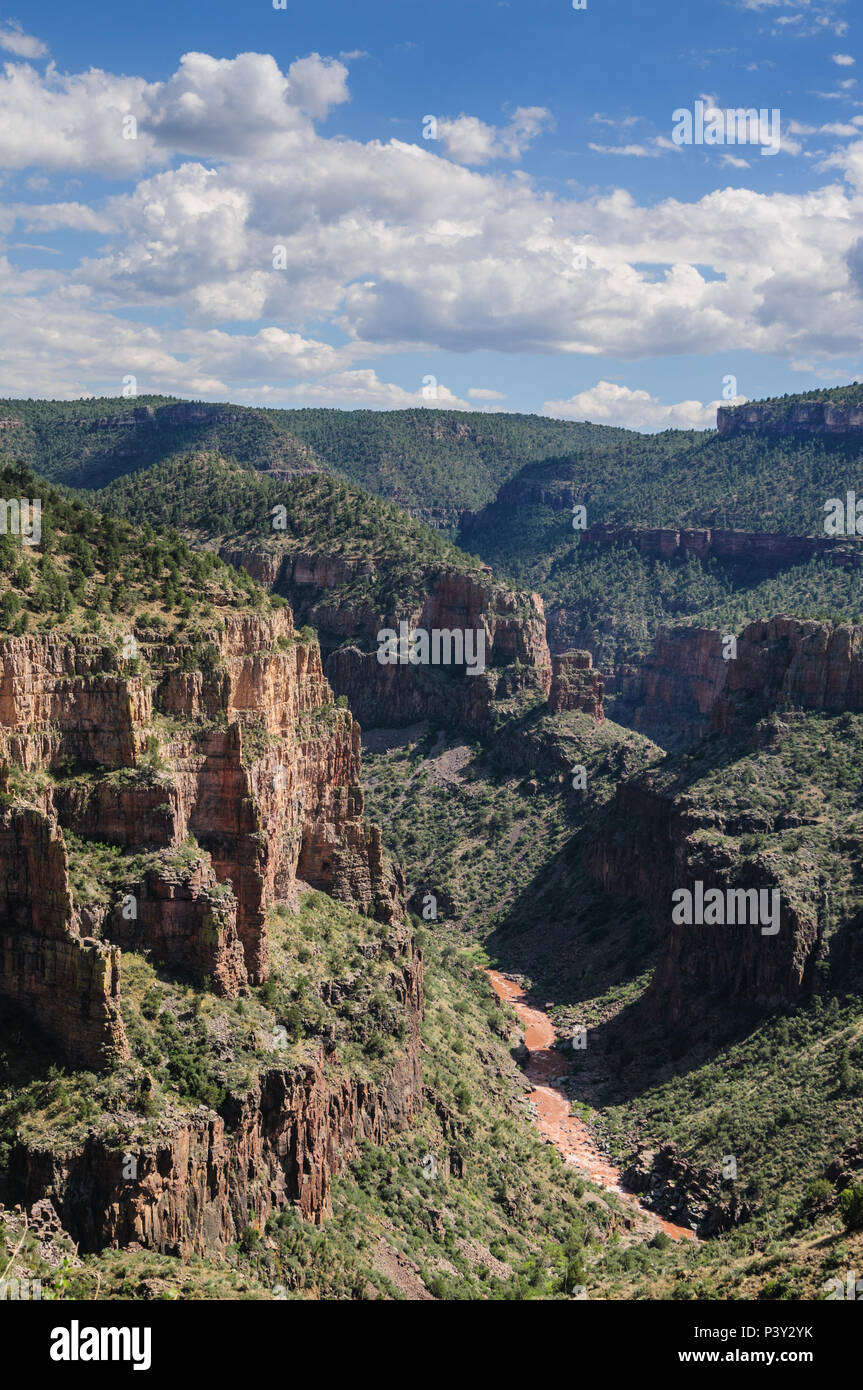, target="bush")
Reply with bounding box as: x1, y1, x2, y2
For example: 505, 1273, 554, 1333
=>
838, 1185, 863, 1232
